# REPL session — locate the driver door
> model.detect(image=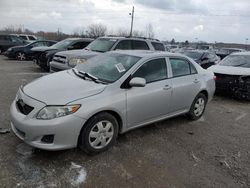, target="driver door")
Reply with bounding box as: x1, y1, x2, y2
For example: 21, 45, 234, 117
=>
126, 58, 172, 128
